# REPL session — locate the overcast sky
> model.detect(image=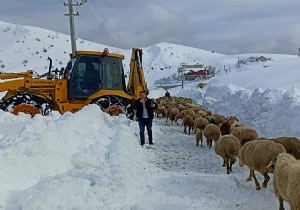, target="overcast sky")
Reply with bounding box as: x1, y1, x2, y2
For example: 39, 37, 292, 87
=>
1, 0, 300, 55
